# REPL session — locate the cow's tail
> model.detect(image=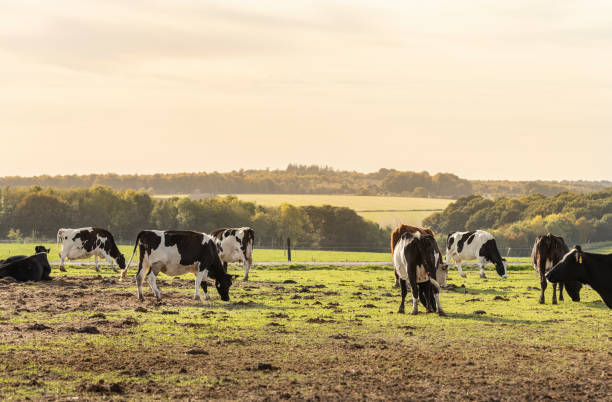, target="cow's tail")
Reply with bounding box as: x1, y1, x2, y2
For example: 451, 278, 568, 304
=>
120, 232, 143, 281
